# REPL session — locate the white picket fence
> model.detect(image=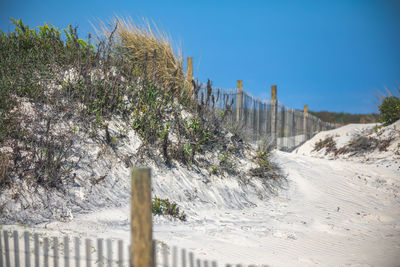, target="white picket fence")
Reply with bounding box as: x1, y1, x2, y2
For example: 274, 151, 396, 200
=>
0, 230, 269, 267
